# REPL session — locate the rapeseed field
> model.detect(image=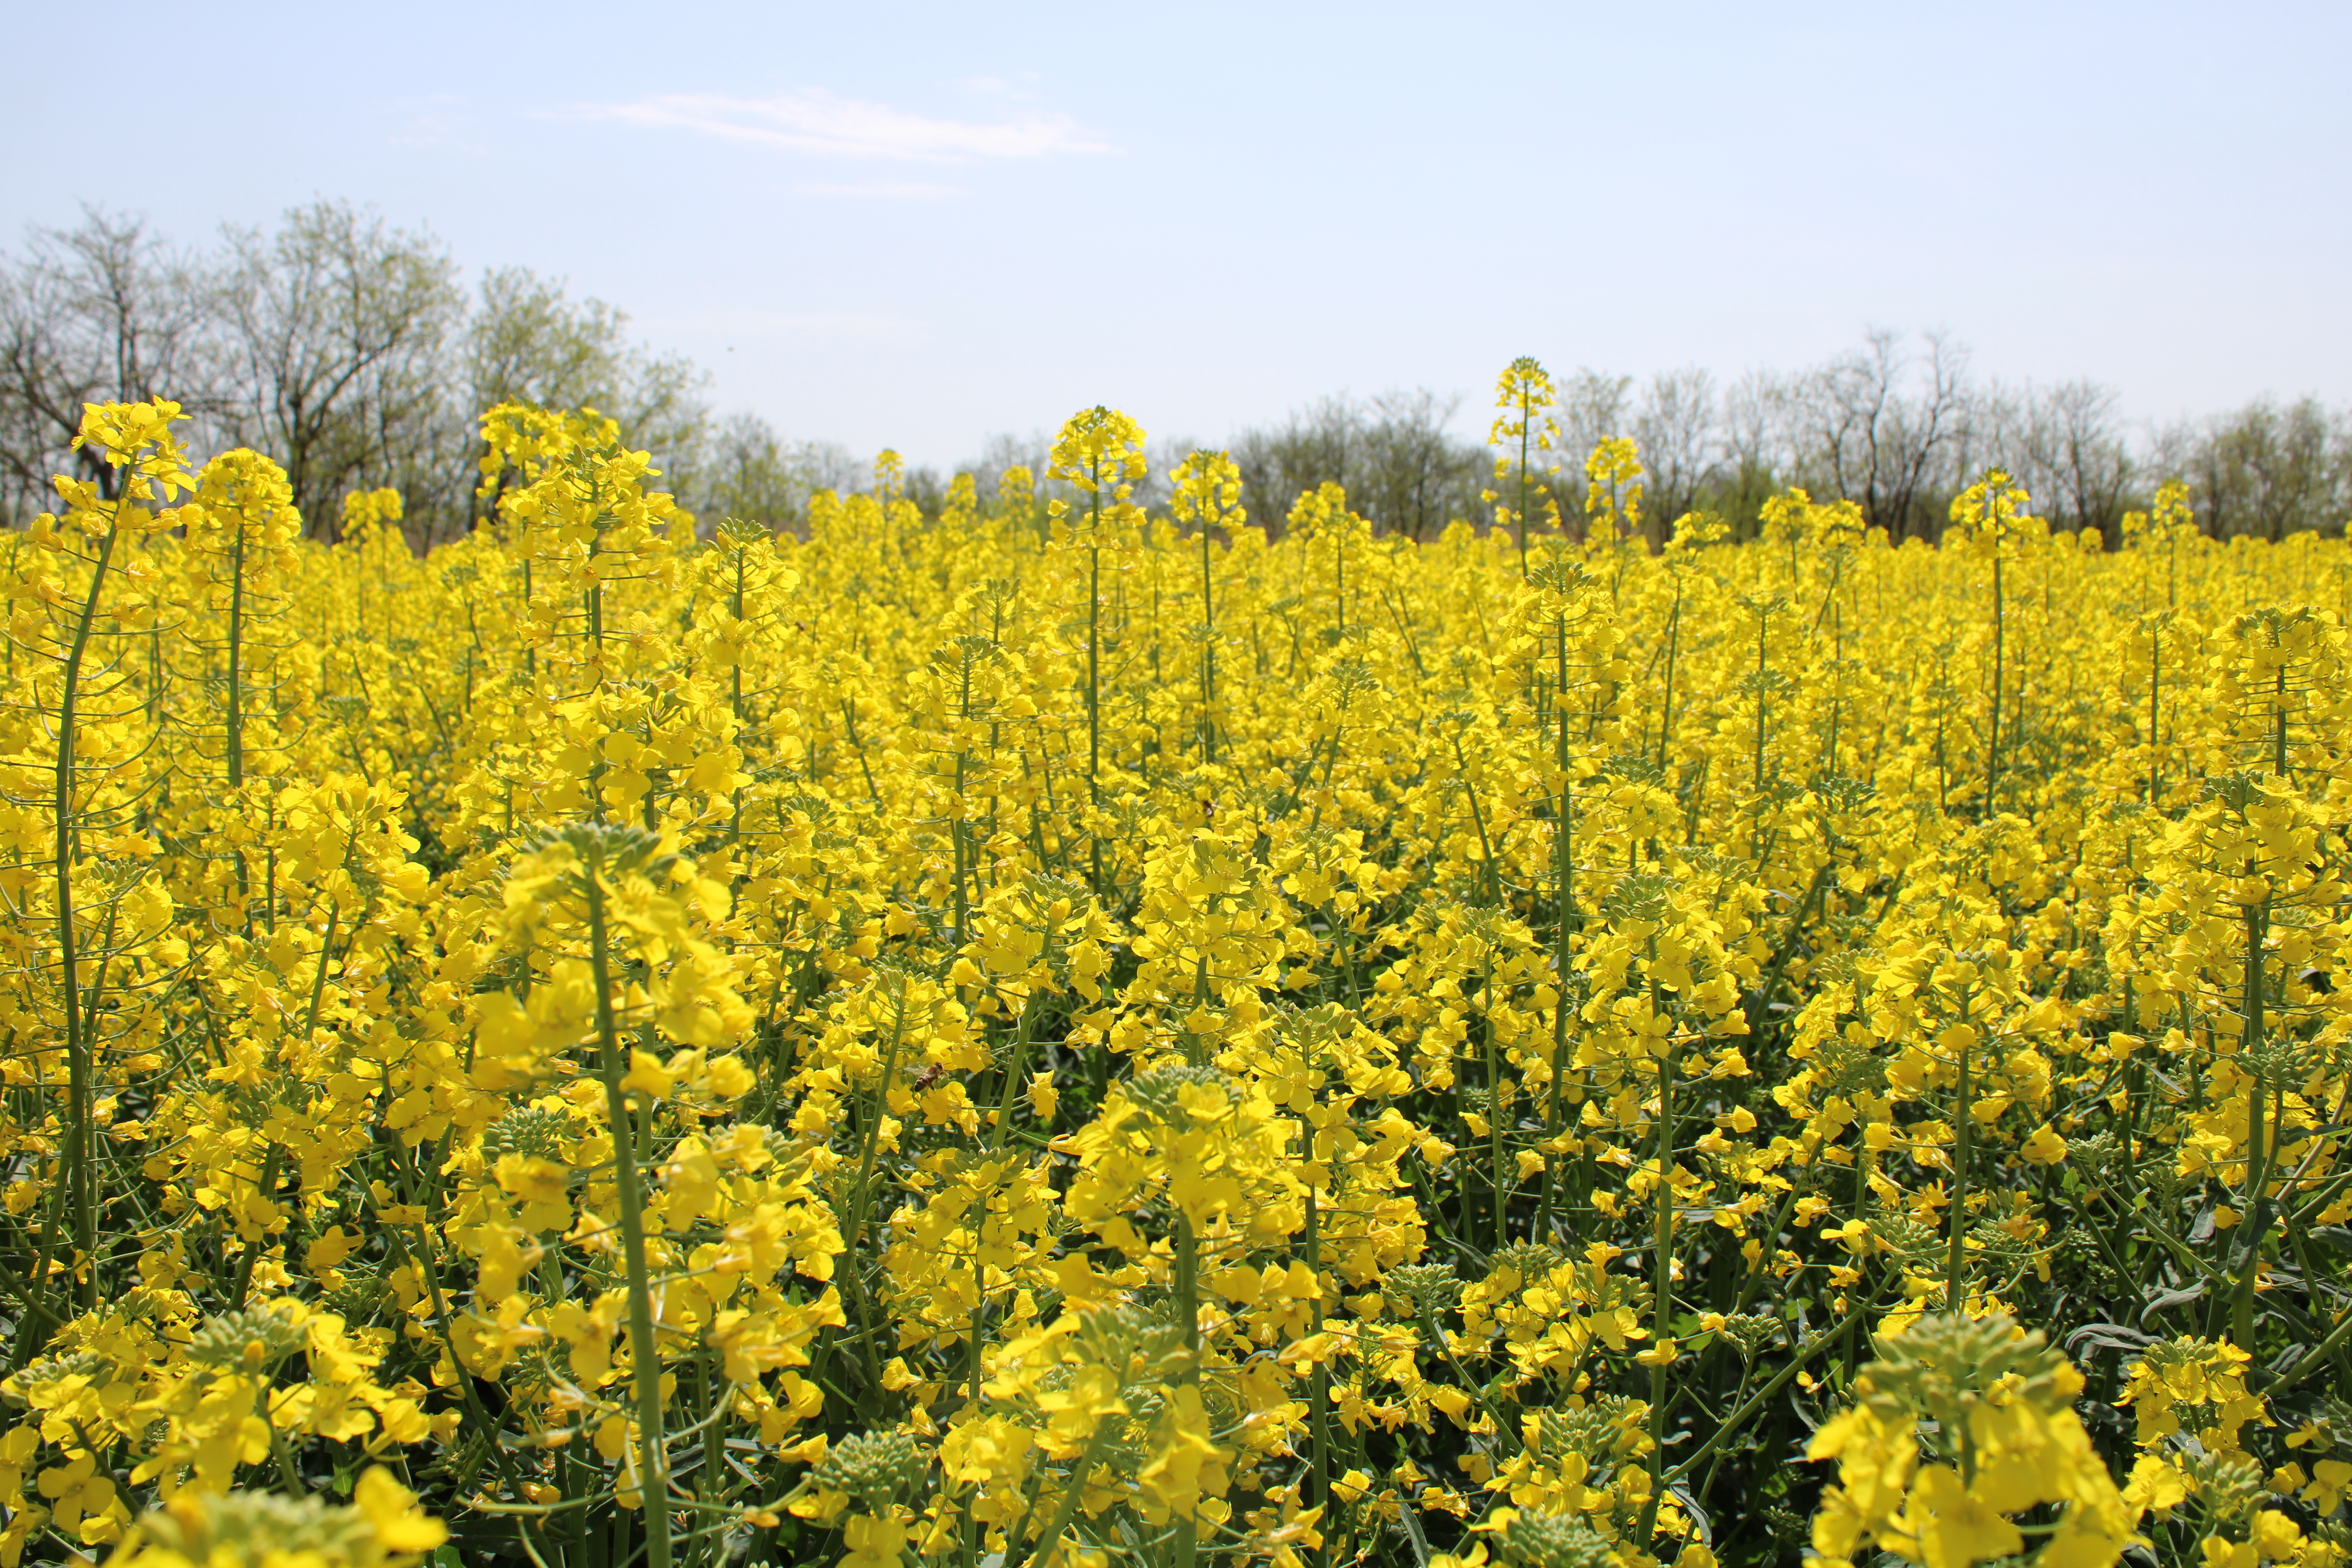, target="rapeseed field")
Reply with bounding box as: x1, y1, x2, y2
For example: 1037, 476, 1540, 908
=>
2, 384, 2347, 1568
